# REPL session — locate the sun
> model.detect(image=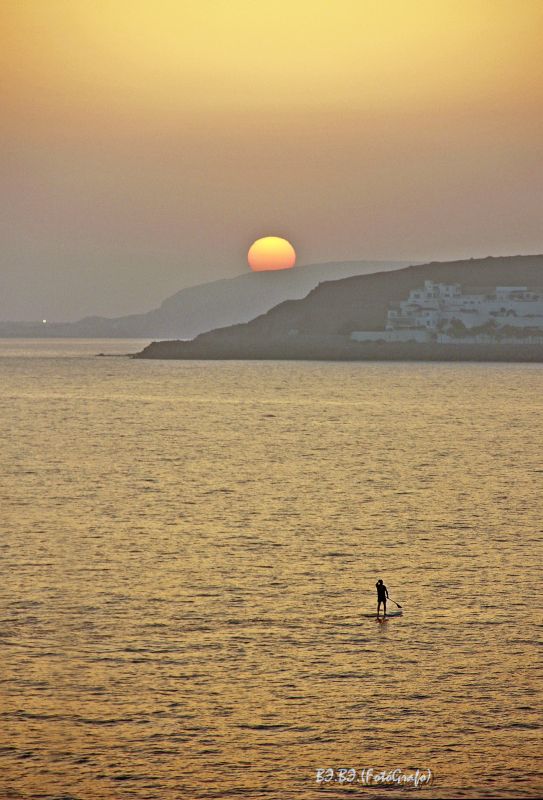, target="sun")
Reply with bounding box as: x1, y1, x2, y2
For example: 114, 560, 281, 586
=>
248, 236, 296, 272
